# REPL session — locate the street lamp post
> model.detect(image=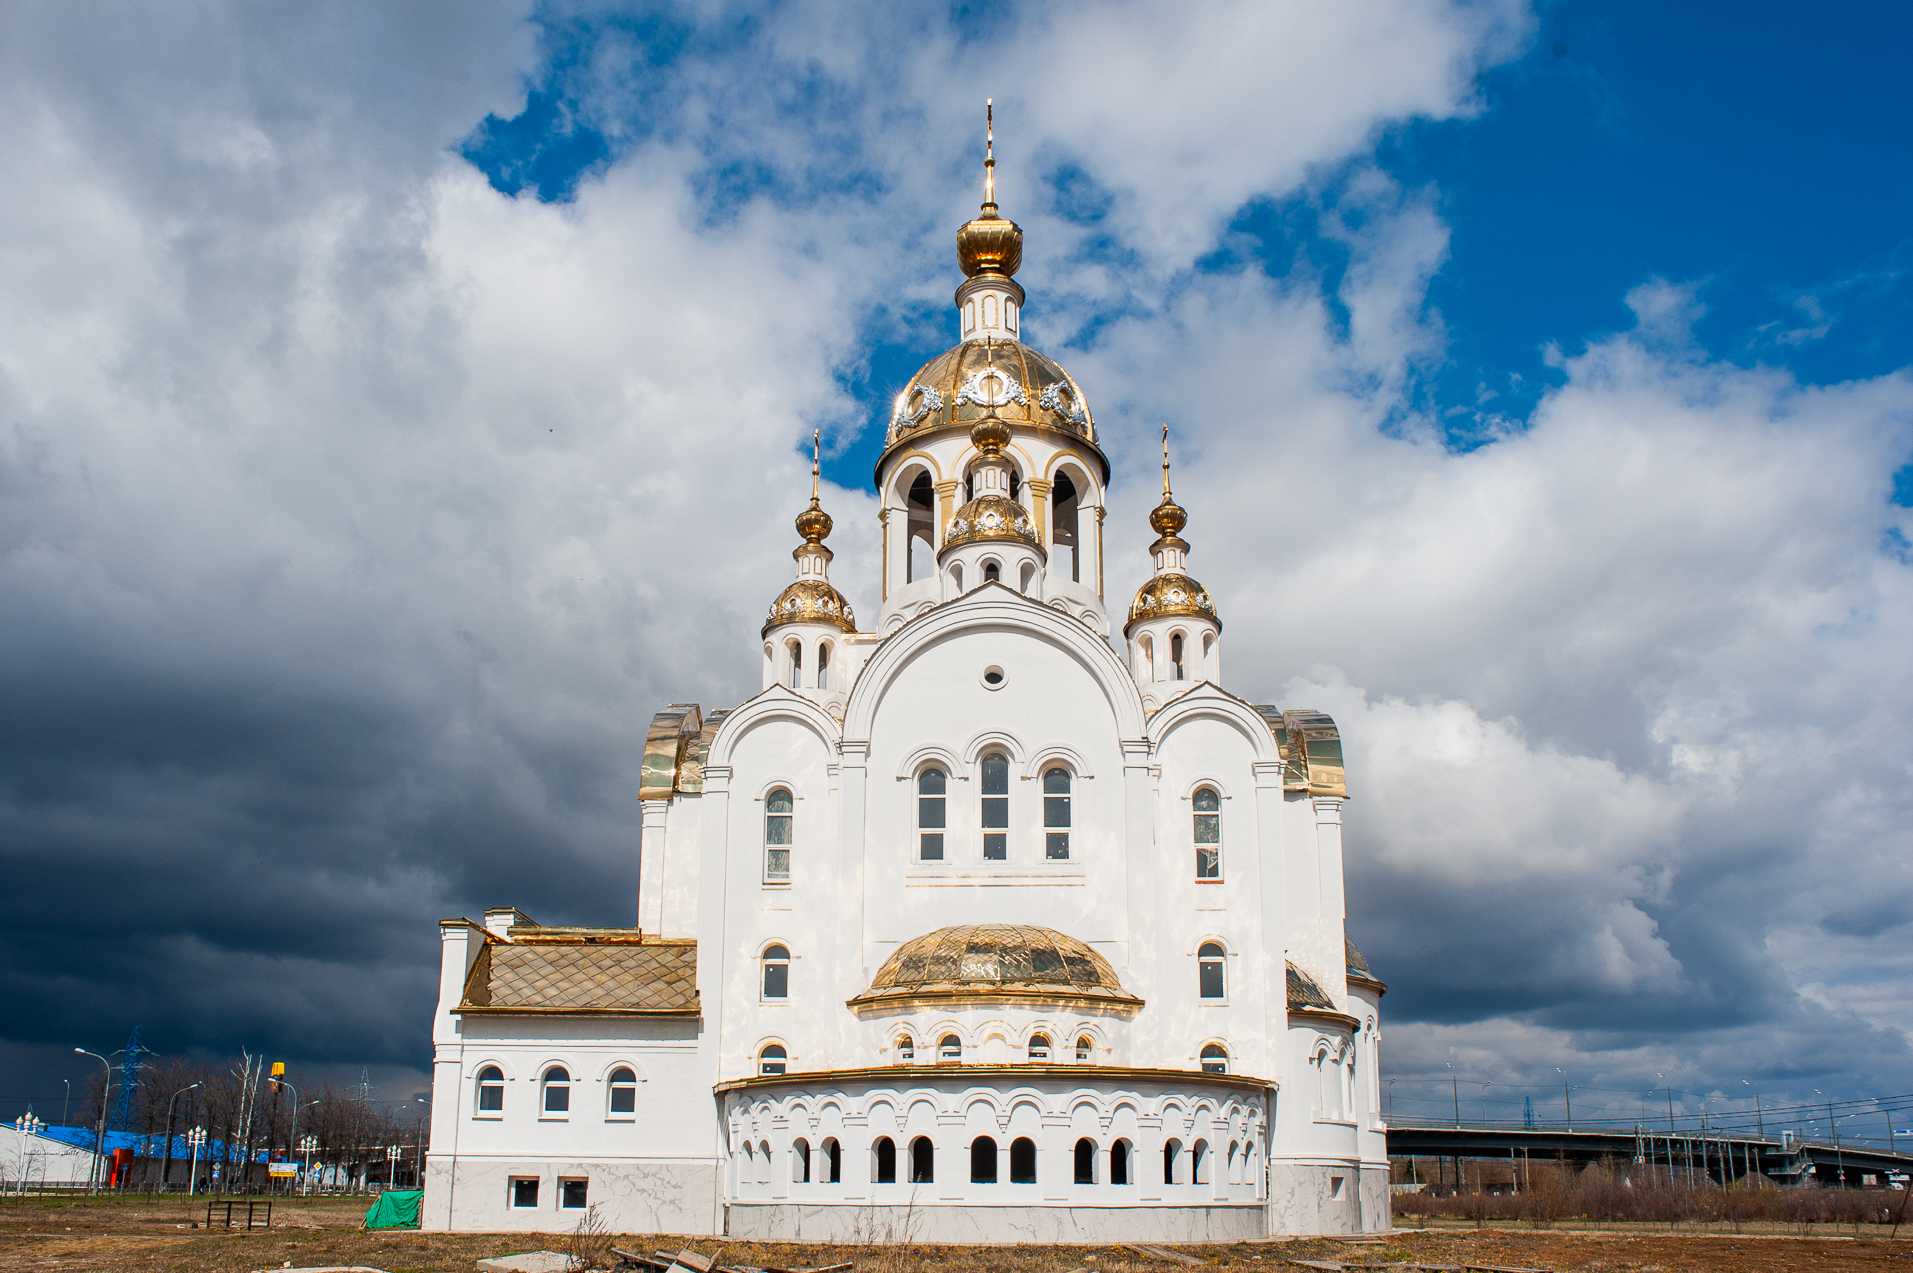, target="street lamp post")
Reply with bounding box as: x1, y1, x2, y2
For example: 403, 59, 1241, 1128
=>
186, 1126, 207, 1197
1555, 1067, 1573, 1131
385, 1144, 400, 1190
413, 1097, 431, 1188
298, 1134, 318, 1197
72, 1048, 111, 1193
12, 1113, 45, 1195
160, 1082, 202, 1194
